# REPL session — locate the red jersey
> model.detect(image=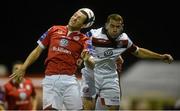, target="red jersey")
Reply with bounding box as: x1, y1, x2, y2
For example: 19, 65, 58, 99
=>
4, 78, 36, 110
37, 25, 89, 75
